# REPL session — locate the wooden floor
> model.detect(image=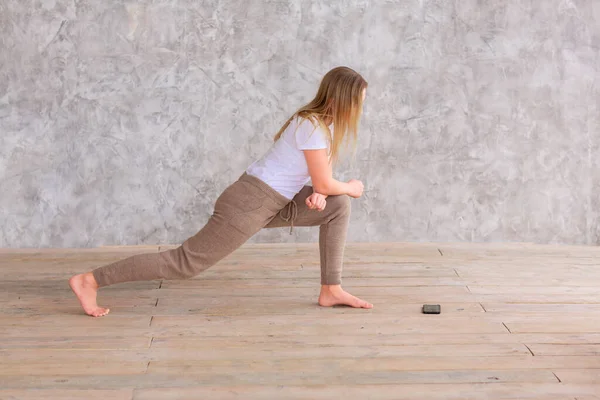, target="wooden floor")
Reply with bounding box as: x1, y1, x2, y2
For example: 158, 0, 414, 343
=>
2, 242, 600, 399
